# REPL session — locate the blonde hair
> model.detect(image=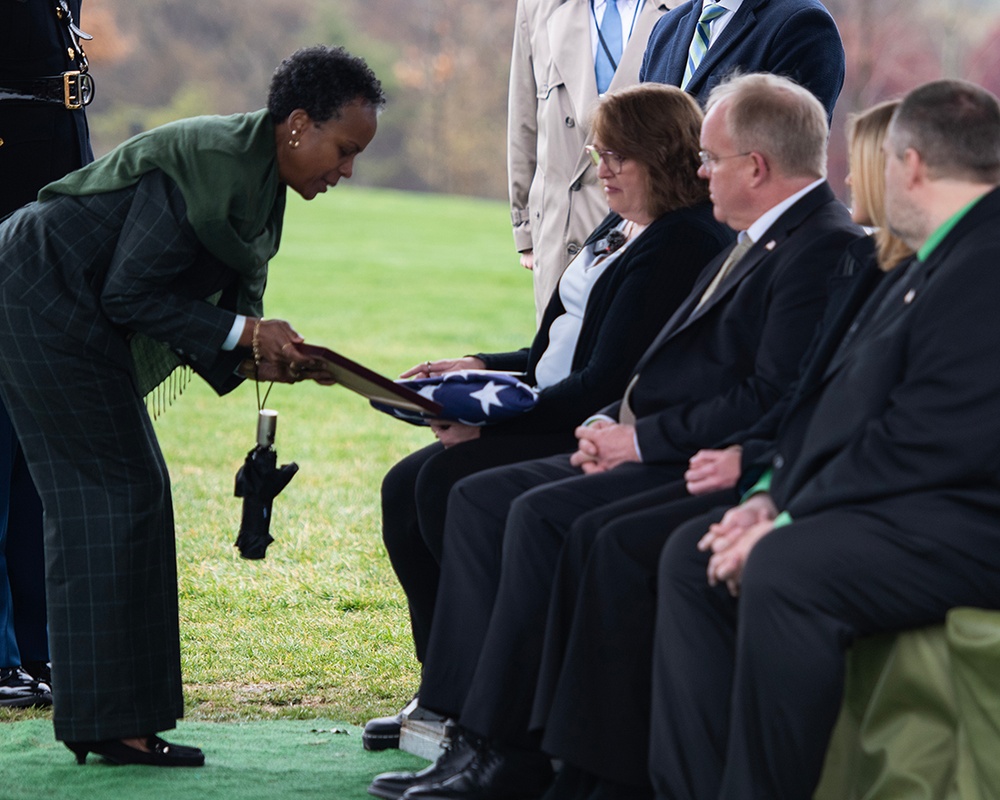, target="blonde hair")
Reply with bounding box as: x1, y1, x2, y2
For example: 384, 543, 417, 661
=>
846, 101, 913, 271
